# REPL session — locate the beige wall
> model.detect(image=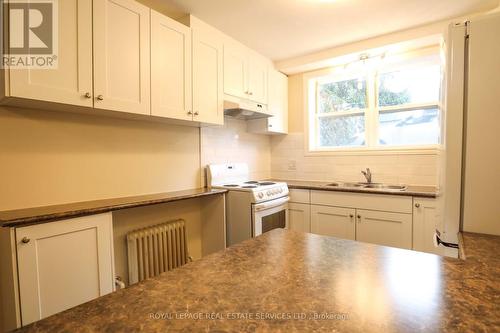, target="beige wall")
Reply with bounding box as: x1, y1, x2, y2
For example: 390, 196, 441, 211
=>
0, 107, 201, 211
271, 74, 439, 186
201, 117, 272, 185
0, 107, 273, 211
